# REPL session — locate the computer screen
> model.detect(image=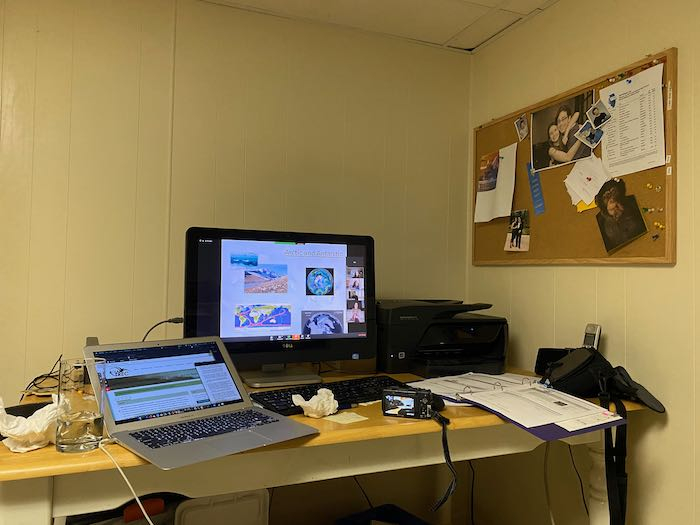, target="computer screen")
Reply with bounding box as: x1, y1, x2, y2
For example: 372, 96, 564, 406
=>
183, 227, 376, 384
93, 340, 244, 425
